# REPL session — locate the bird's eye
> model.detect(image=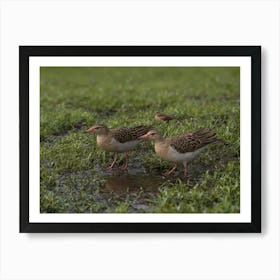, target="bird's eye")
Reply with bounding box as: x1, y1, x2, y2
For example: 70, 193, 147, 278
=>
150, 133, 155, 136
95, 127, 99, 130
